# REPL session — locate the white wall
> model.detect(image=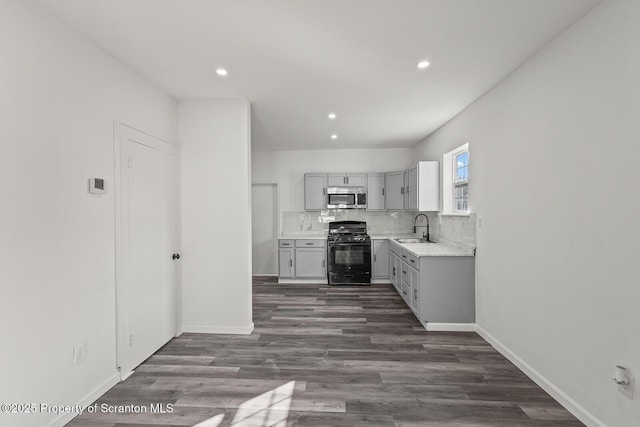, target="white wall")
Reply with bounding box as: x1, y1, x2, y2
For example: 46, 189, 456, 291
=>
414, 1, 639, 425
180, 100, 253, 334
0, 1, 178, 426
252, 147, 416, 215
252, 184, 278, 275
